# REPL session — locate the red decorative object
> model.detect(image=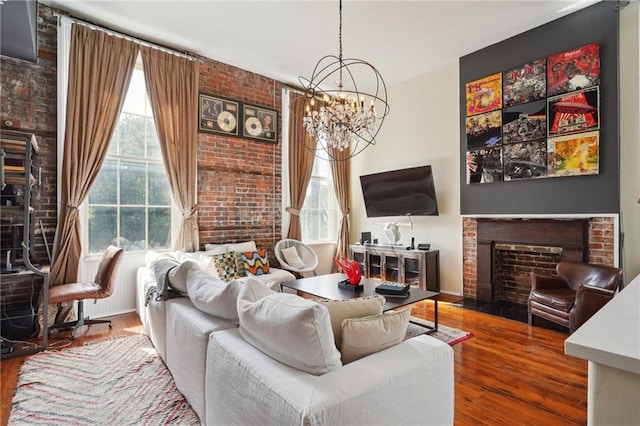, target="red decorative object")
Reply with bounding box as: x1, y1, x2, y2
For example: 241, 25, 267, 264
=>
334, 257, 362, 285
